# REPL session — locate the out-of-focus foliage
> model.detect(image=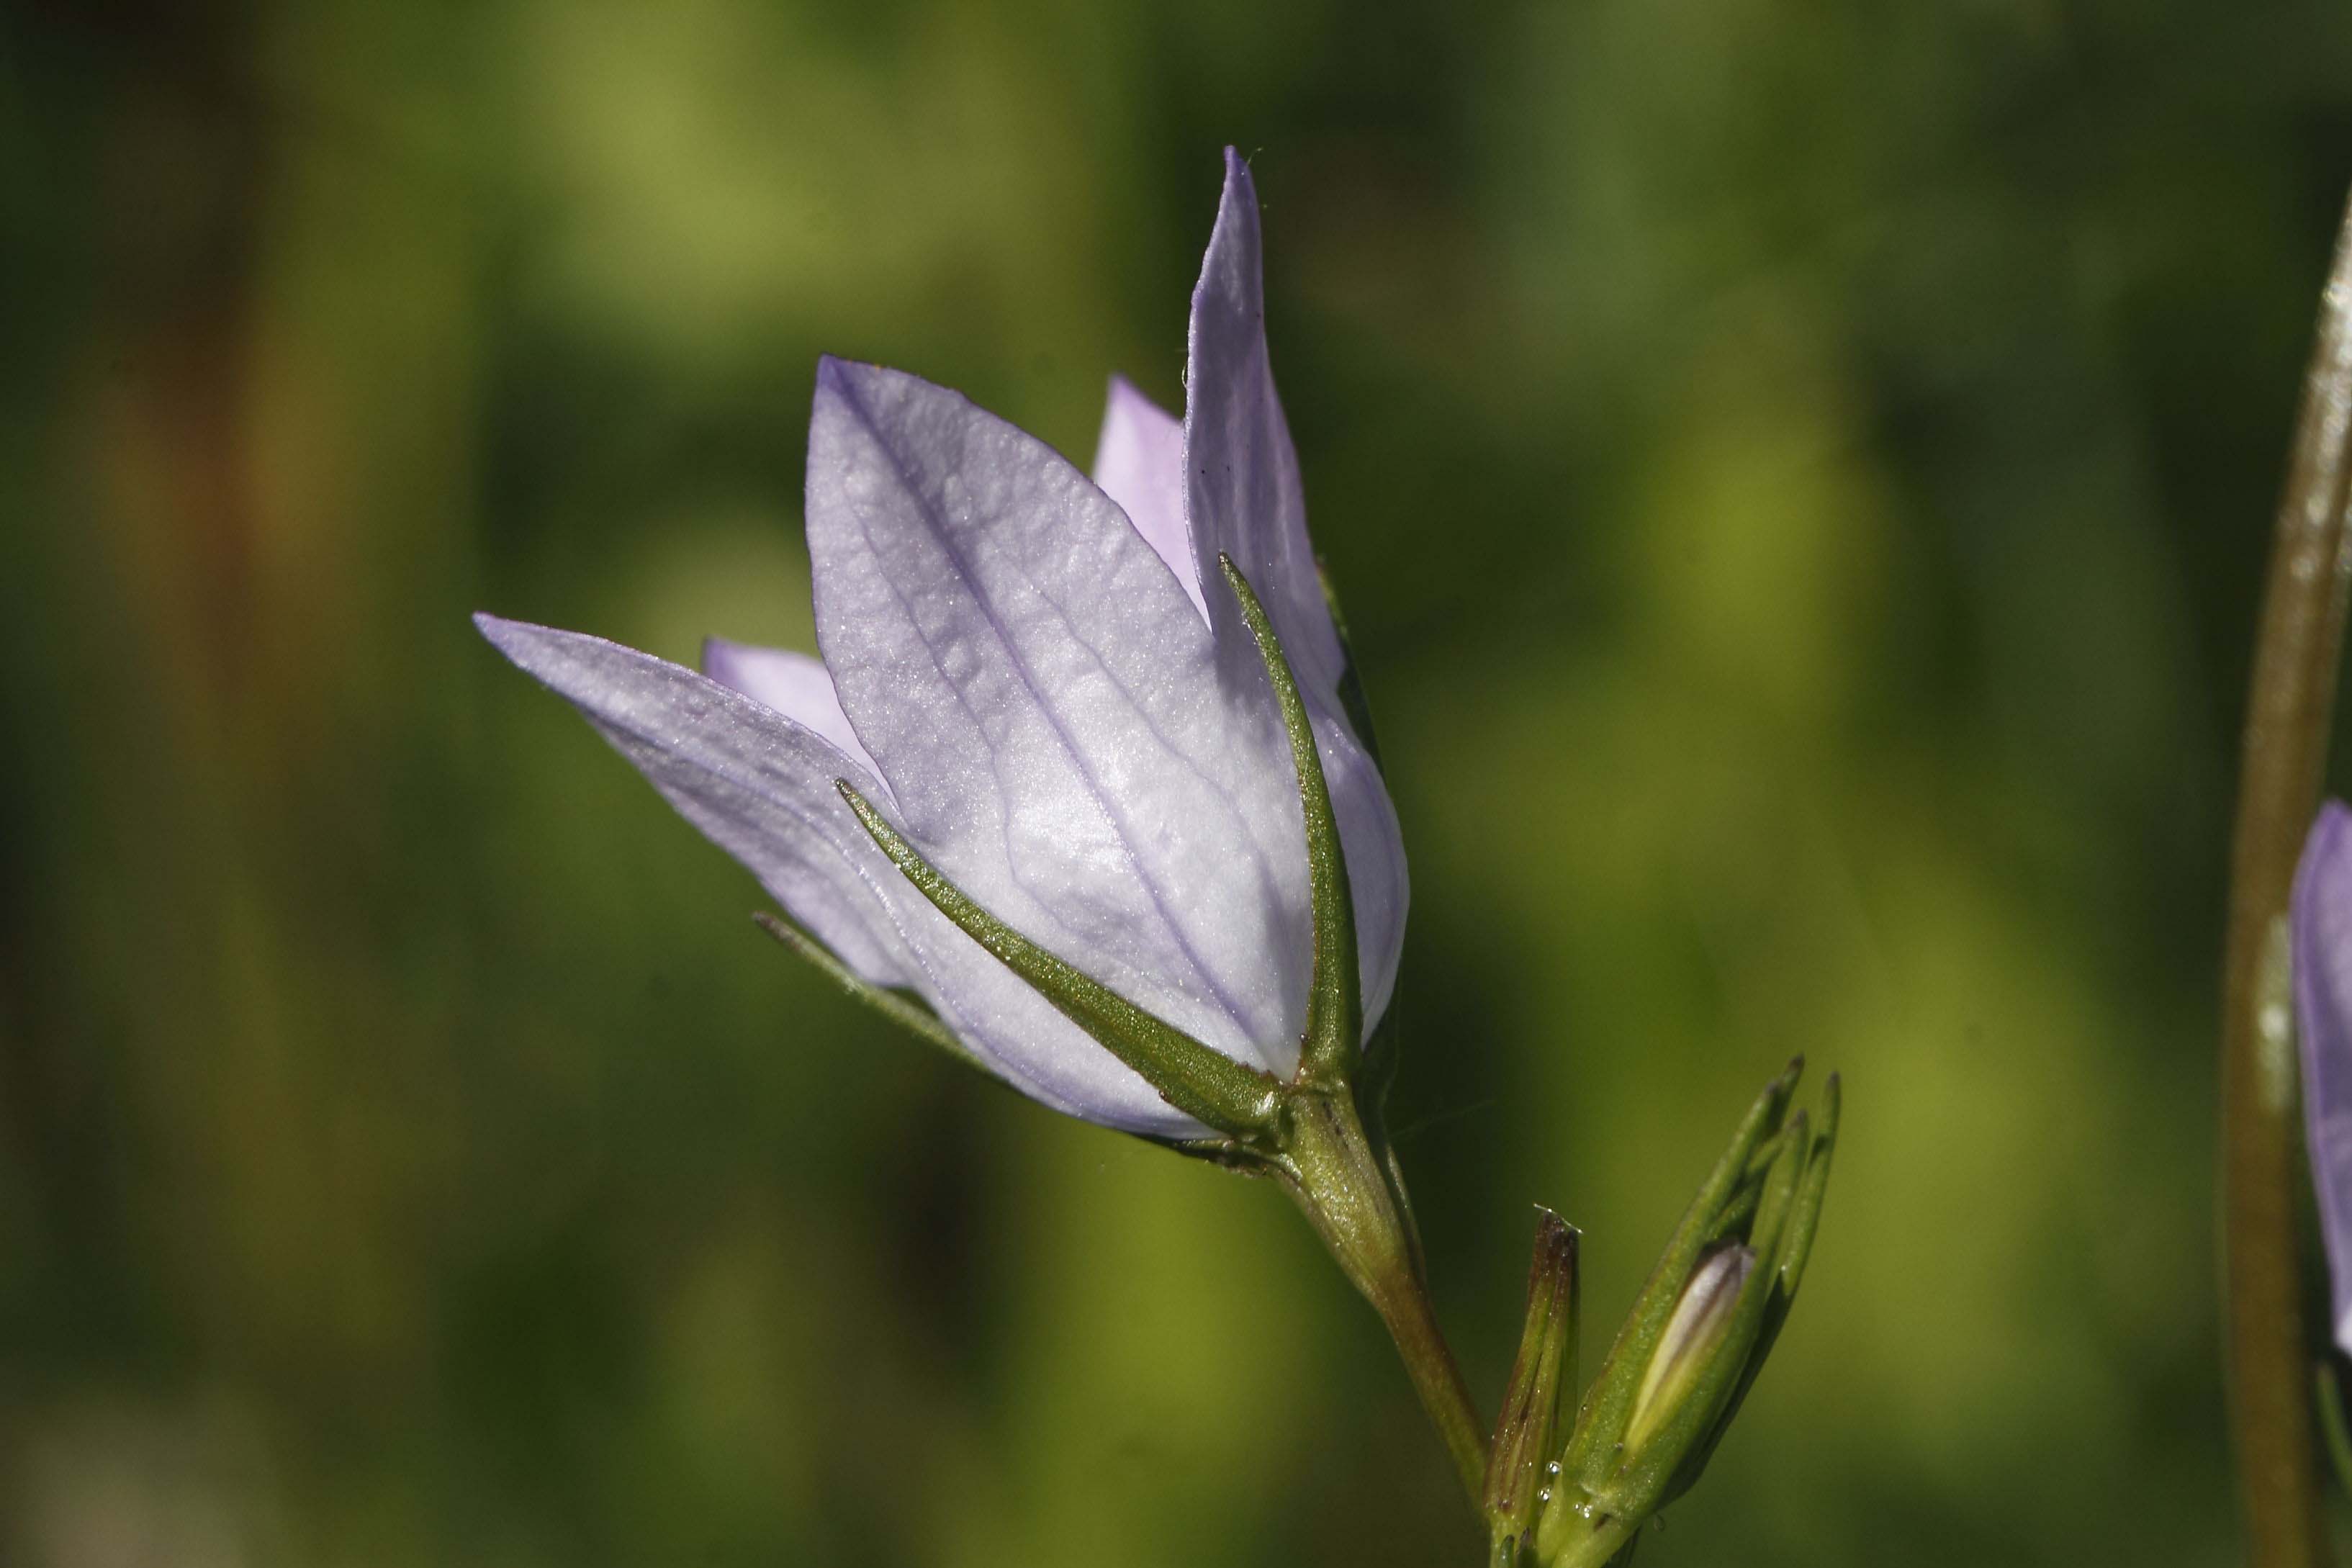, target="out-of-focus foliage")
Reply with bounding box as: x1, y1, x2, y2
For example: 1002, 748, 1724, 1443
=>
4, 1, 2351, 1563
